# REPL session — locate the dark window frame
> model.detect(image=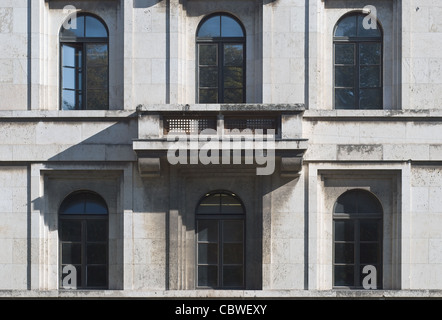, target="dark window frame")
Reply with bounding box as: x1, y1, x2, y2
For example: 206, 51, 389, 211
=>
332, 189, 383, 289
333, 12, 383, 110
58, 191, 109, 290
195, 191, 246, 289
59, 13, 109, 110
196, 13, 246, 104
